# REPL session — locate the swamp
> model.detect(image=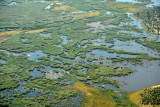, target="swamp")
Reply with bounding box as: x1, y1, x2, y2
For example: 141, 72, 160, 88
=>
0, 0, 160, 106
